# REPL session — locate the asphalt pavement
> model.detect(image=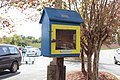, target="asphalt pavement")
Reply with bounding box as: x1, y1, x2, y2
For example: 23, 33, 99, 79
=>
99, 49, 120, 79
0, 49, 120, 80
